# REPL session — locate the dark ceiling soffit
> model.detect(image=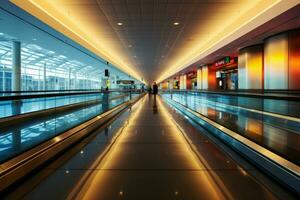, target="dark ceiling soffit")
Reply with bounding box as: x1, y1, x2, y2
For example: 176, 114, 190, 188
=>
162, 4, 300, 82
0, 1, 127, 78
